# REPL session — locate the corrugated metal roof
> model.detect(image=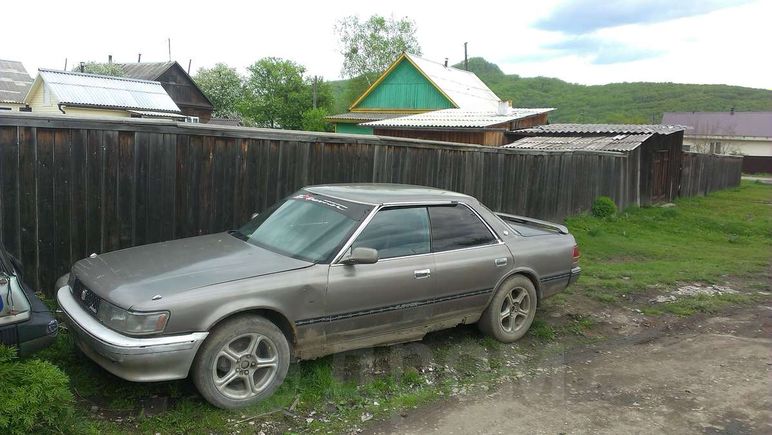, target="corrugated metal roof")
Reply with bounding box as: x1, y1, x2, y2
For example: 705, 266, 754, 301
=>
362, 108, 554, 129
405, 54, 502, 111
662, 111, 772, 138
326, 112, 407, 122
117, 62, 175, 80
504, 134, 653, 152
34, 69, 180, 112
517, 123, 685, 135
0, 59, 33, 104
